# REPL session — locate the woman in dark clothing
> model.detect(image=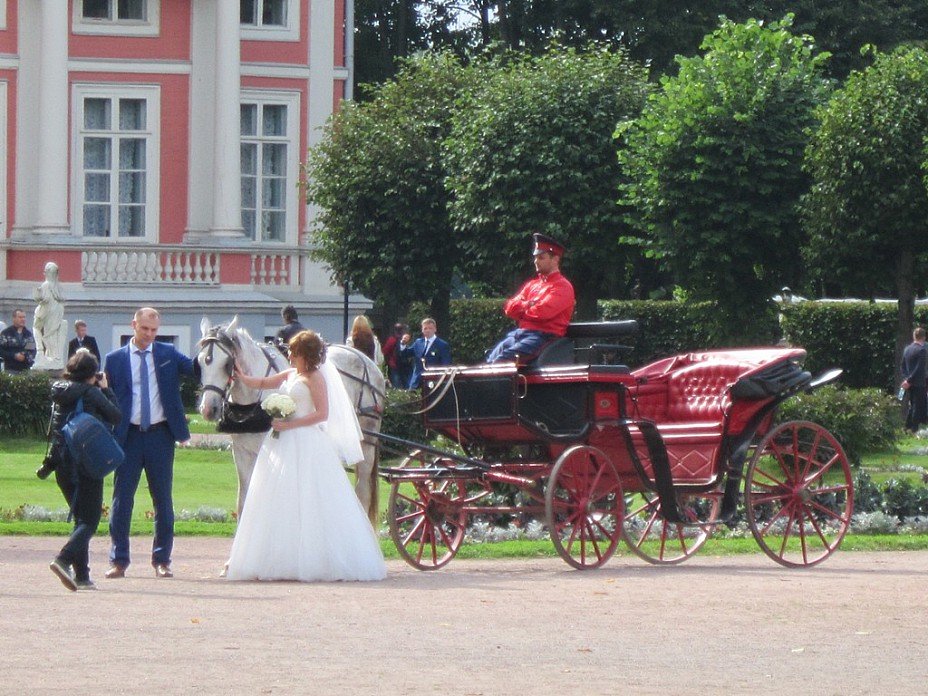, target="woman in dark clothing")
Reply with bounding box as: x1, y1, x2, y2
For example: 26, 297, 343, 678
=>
47, 349, 121, 591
